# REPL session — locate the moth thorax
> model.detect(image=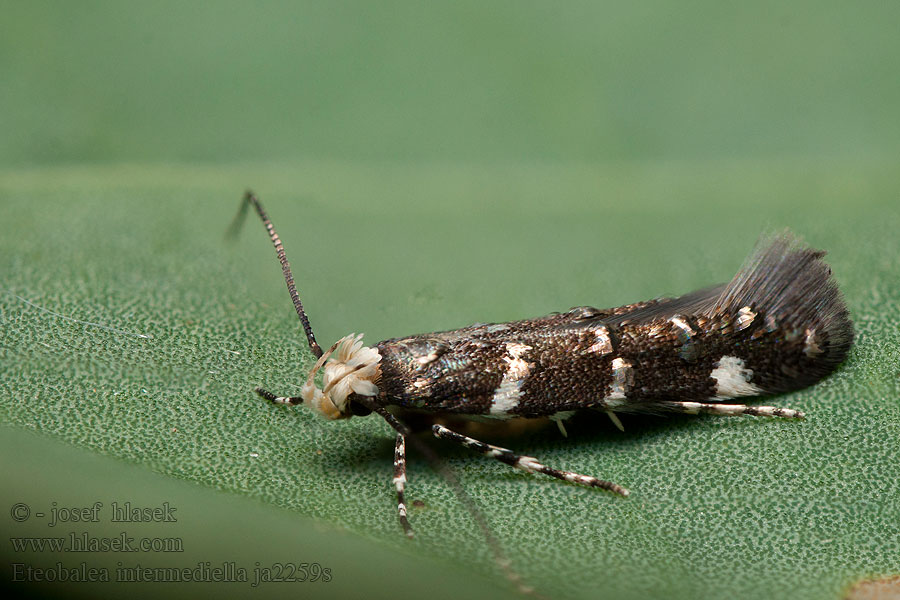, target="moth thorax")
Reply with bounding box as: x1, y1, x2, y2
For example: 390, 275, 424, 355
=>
300, 333, 382, 420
